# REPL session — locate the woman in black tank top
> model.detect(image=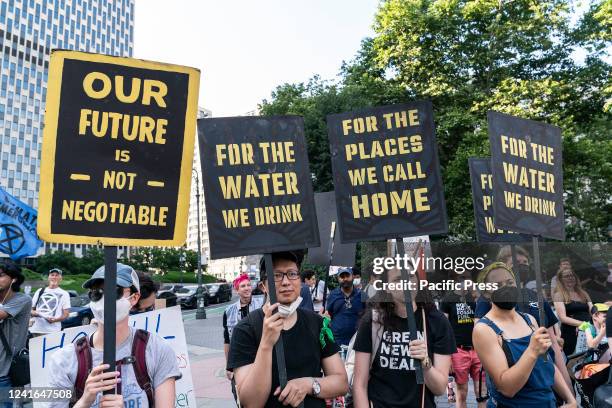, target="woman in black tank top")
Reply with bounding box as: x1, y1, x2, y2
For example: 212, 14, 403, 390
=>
552, 268, 593, 355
